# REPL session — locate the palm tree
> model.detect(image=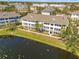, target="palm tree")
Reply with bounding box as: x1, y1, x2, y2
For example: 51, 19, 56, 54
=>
61, 19, 79, 54
35, 21, 43, 32
53, 7, 62, 15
